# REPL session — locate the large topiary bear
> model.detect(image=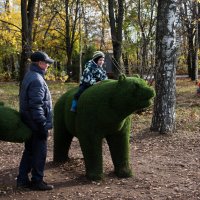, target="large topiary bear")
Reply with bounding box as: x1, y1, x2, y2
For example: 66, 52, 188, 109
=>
53, 74, 155, 181
0, 103, 32, 143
